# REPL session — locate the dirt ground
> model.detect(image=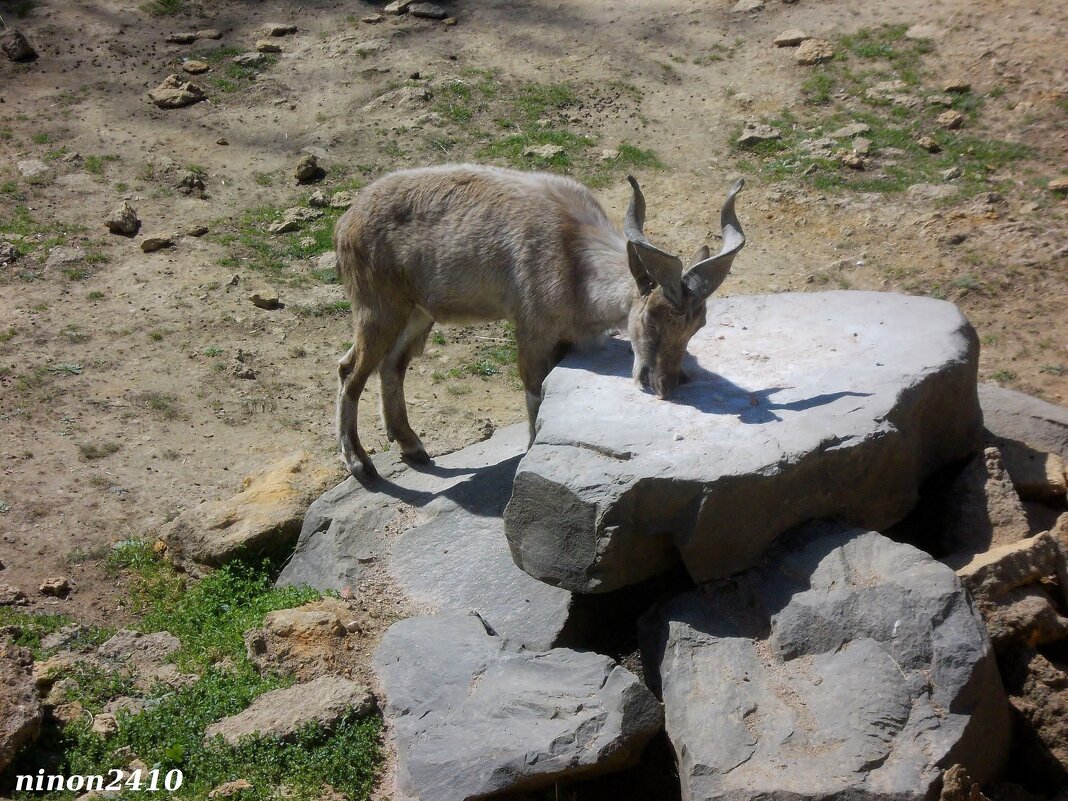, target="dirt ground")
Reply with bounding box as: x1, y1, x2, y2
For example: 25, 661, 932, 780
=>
0, 0, 1065, 626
